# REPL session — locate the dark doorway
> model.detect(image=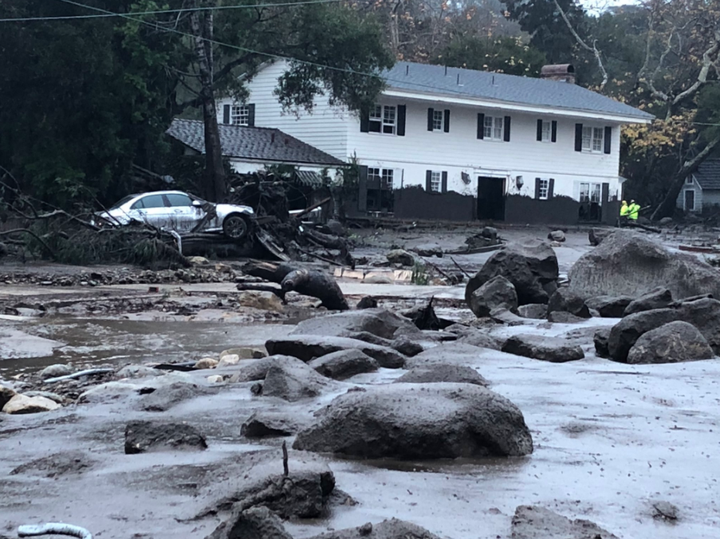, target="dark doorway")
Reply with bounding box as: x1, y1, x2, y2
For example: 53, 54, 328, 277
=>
685, 190, 695, 211
477, 176, 505, 220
